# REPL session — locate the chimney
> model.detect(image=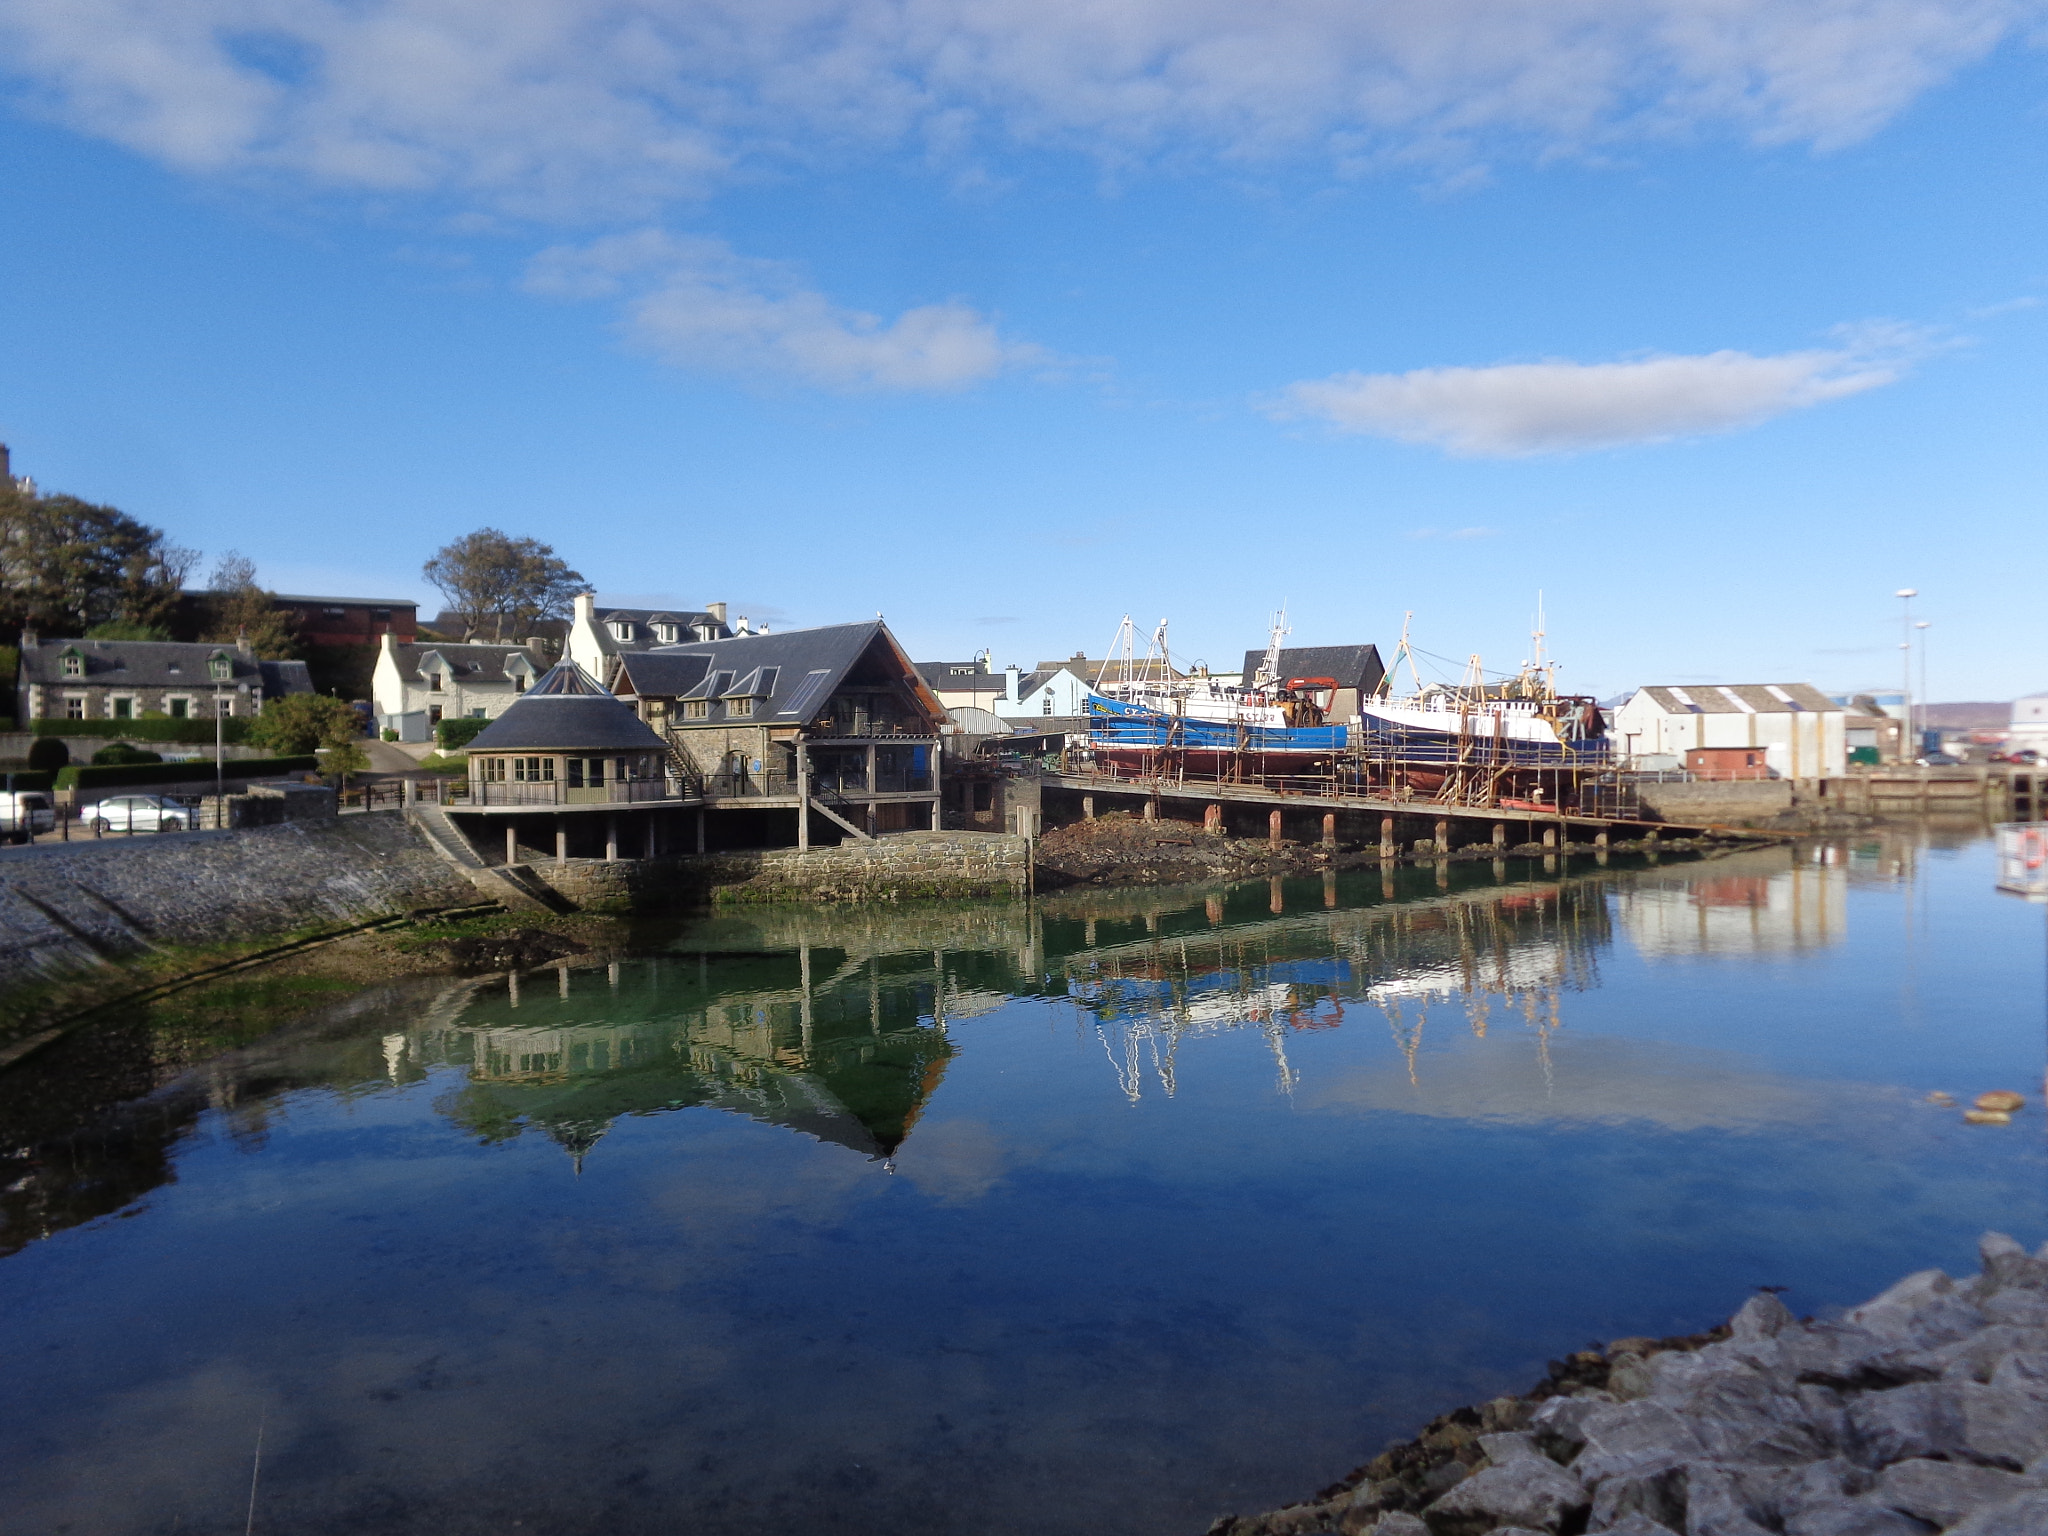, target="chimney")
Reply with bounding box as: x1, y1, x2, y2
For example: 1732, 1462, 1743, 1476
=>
0, 443, 10, 485
573, 592, 596, 629
524, 636, 547, 653
707, 601, 727, 627
236, 627, 251, 655
735, 616, 753, 636
1006, 664, 1021, 706
20, 626, 37, 649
